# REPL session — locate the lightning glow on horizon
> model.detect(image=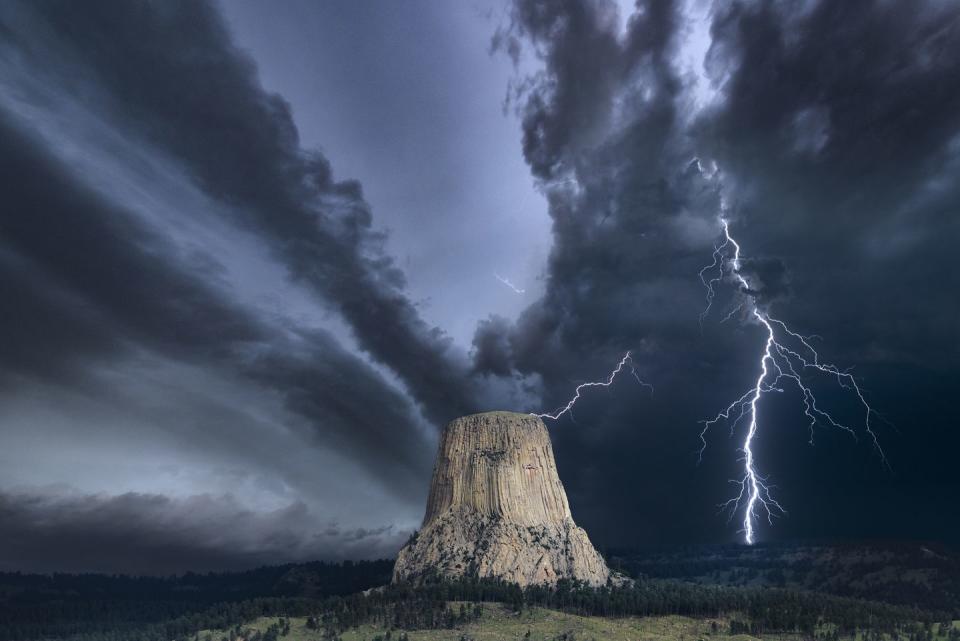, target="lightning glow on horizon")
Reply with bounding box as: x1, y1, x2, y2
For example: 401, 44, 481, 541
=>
699, 218, 887, 545
535, 351, 653, 422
